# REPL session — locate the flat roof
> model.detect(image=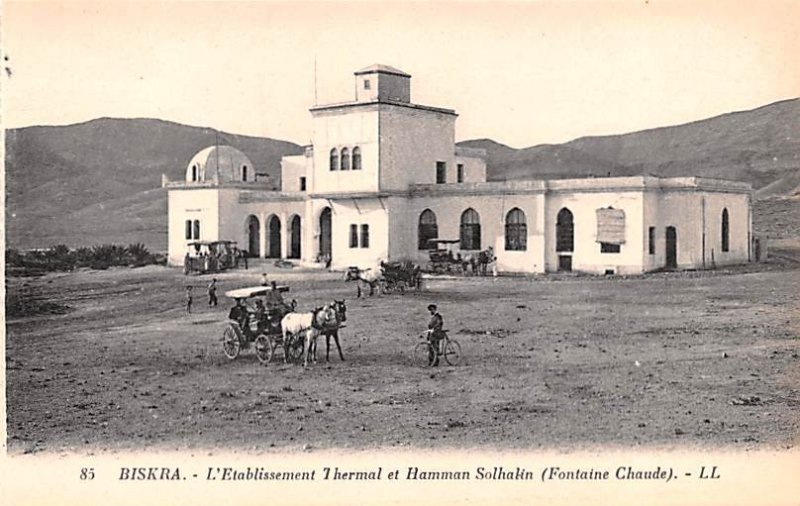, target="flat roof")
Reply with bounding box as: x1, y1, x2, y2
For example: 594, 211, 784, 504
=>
310, 99, 457, 117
